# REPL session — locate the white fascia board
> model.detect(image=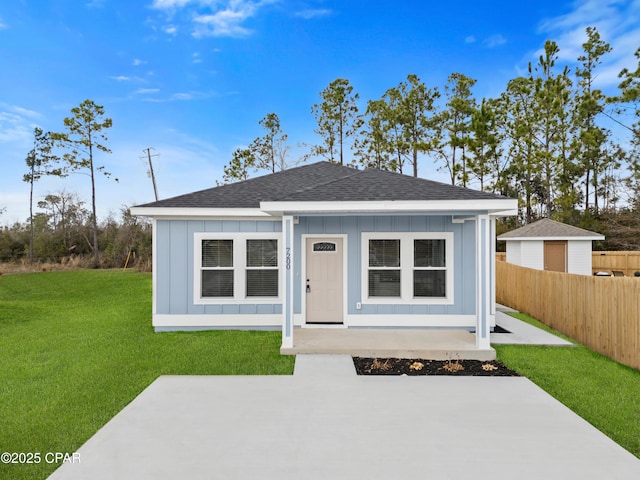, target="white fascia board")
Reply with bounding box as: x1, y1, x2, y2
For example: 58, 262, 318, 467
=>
260, 199, 518, 215
498, 235, 605, 242
129, 207, 274, 219
491, 209, 519, 217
